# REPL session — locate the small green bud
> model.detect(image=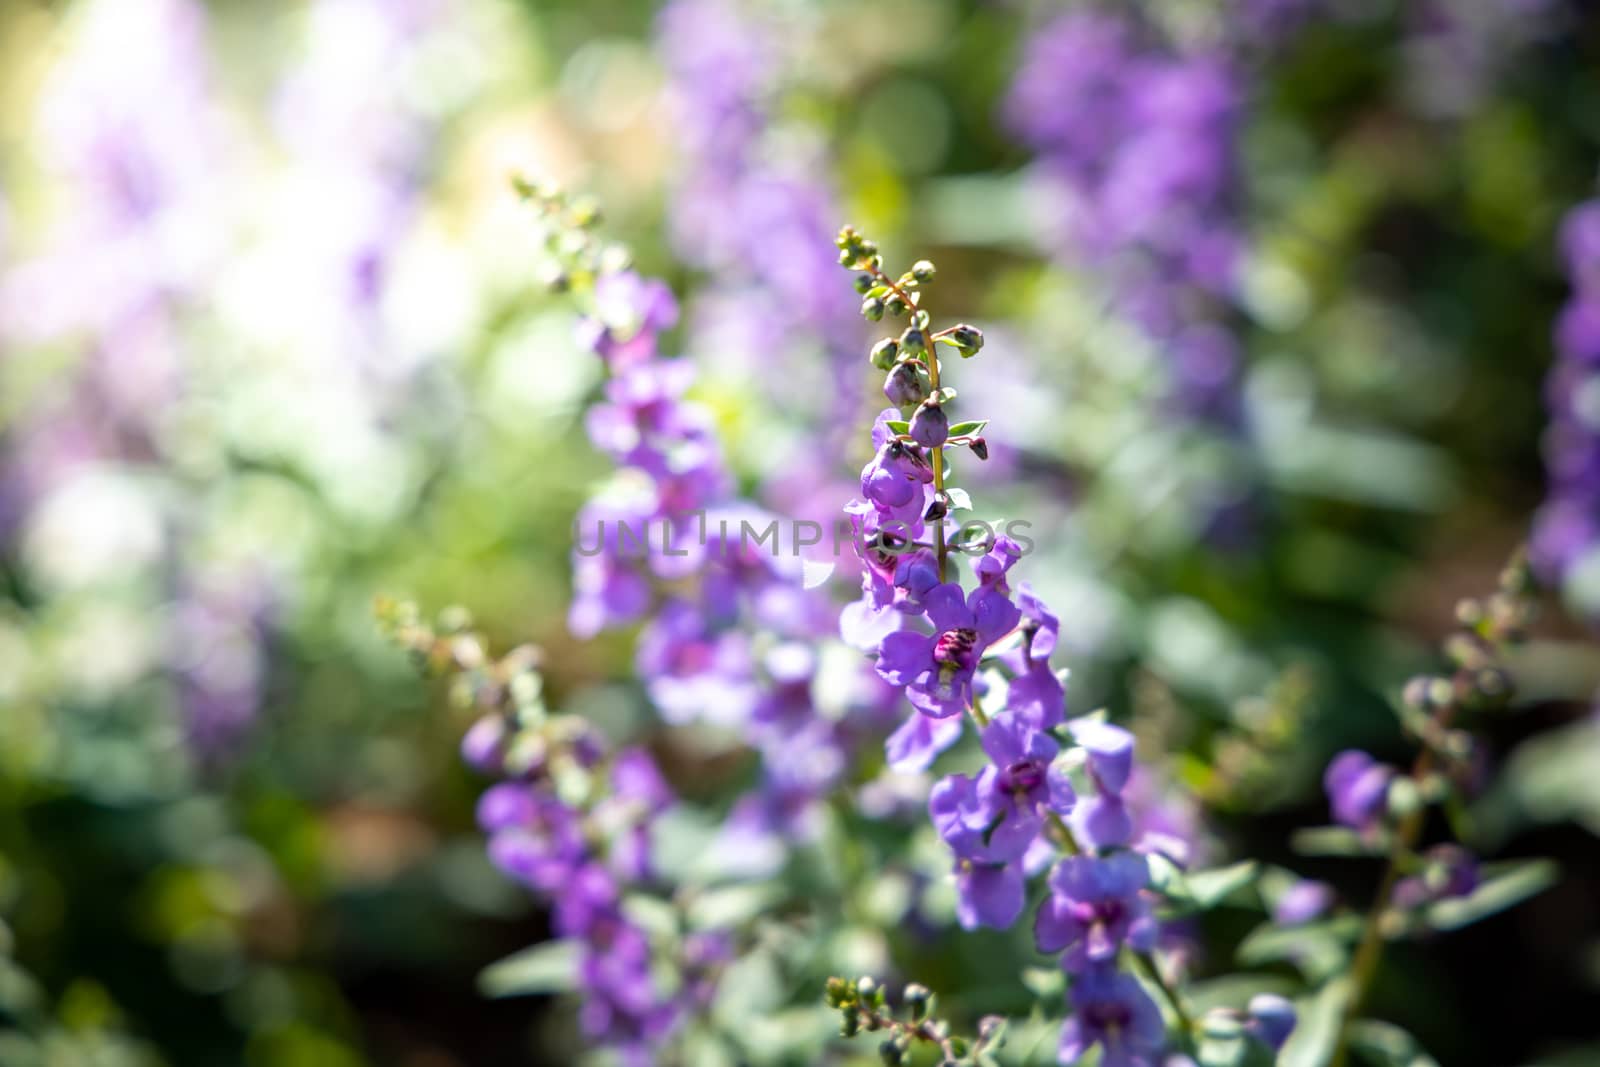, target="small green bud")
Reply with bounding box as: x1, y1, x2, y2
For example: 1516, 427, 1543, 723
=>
903, 983, 930, 1021
885, 293, 909, 317
862, 296, 886, 322
1387, 775, 1421, 817
857, 976, 878, 999
854, 272, 876, 294
825, 977, 851, 1008
841, 1010, 860, 1037
948, 324, 985, 357
879, 1038, 904, 1065
911, 259, 936, 283
871, 338, 900, 370
899, 327, 928, 355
